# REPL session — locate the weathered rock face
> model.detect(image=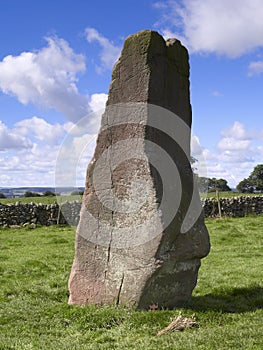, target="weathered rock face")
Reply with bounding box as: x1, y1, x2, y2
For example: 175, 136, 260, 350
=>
68, 30, 210, 309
